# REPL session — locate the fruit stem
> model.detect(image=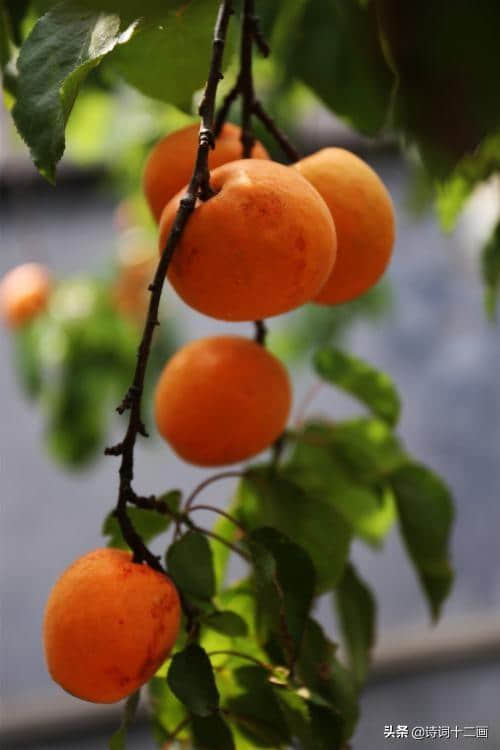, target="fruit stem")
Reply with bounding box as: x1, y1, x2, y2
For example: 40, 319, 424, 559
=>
104, 0, 234, 569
